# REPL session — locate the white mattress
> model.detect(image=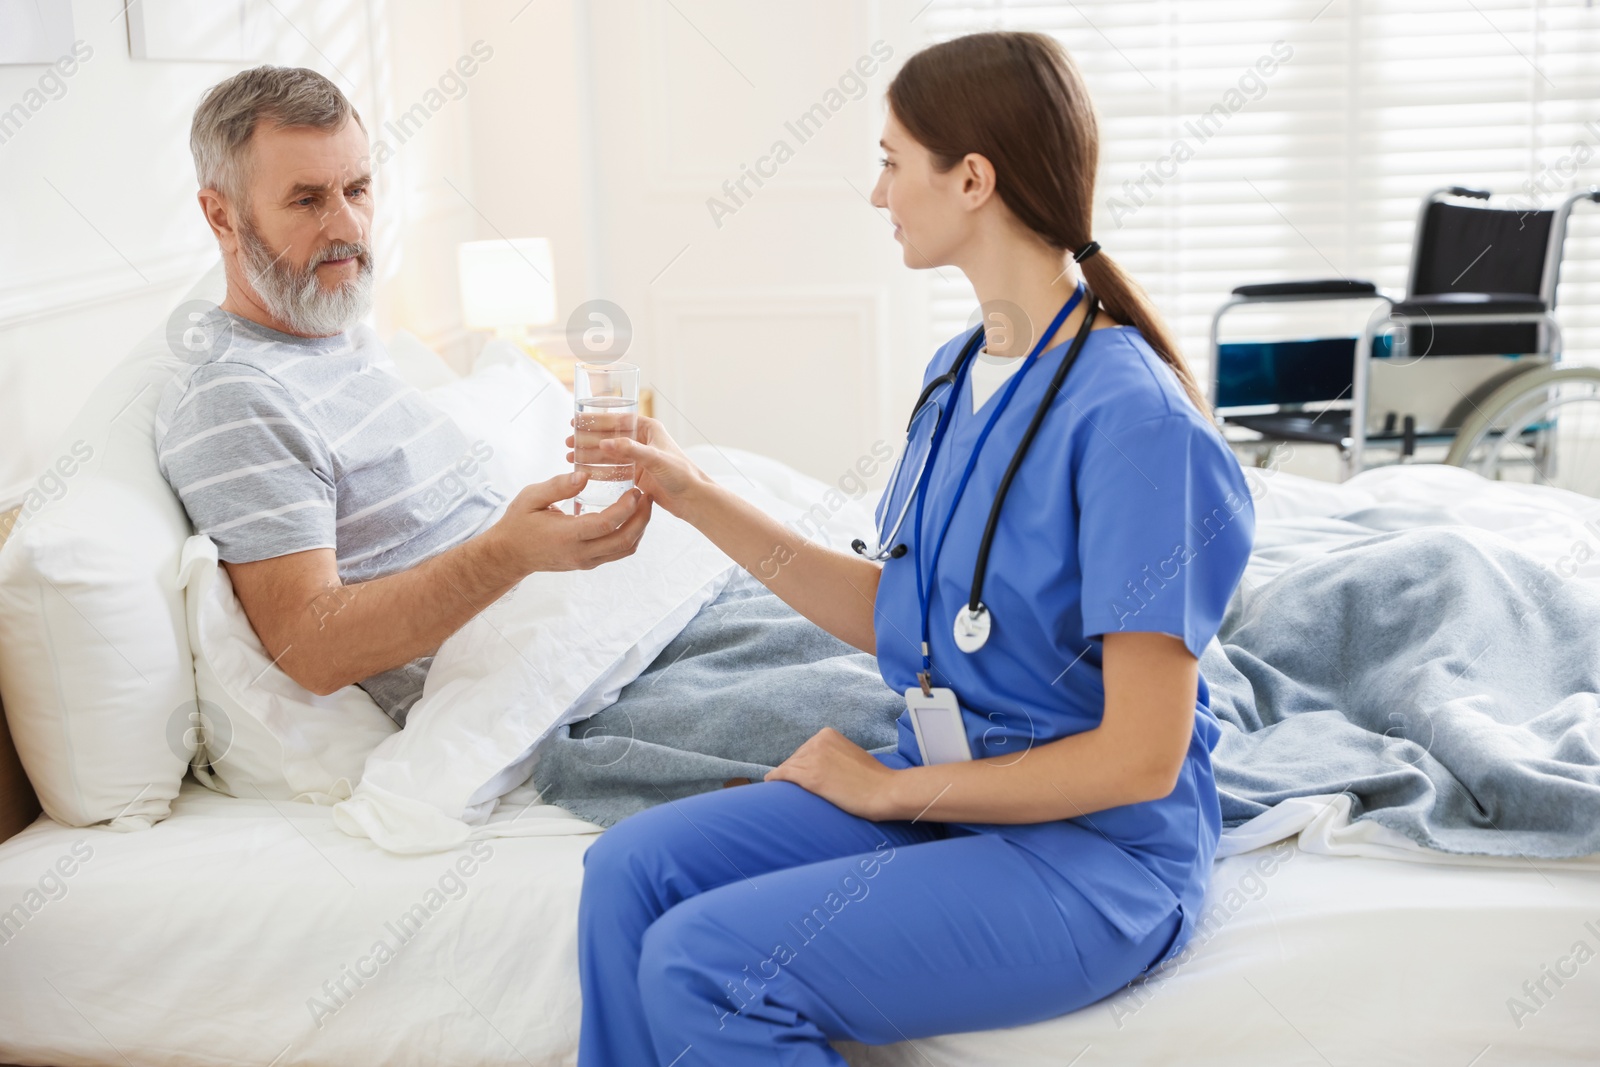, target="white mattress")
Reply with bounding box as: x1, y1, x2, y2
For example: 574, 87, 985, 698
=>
2, 780, 1597, 1067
